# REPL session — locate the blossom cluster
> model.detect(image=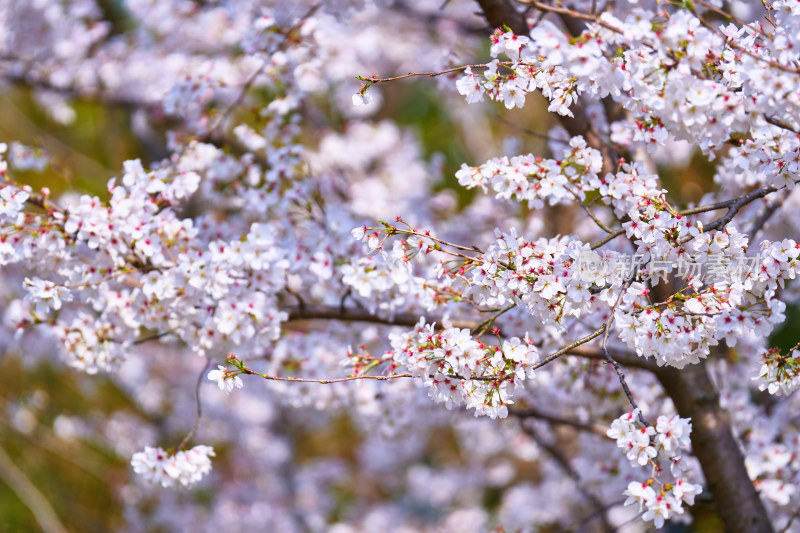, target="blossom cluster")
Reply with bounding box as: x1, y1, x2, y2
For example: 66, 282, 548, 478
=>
746, 441, 798, 506
608, 411, 702, 528
755, 345, 800, 396
130, 445, 215, 489
467, 230, 614, 328
454, 136, 602, 208
612, 234, 797, 368
341, 238, 438, 316
365, 210, 798, 373
361, 321, 539, 419
457, 9, 800, 161
0, 159, 291, 373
